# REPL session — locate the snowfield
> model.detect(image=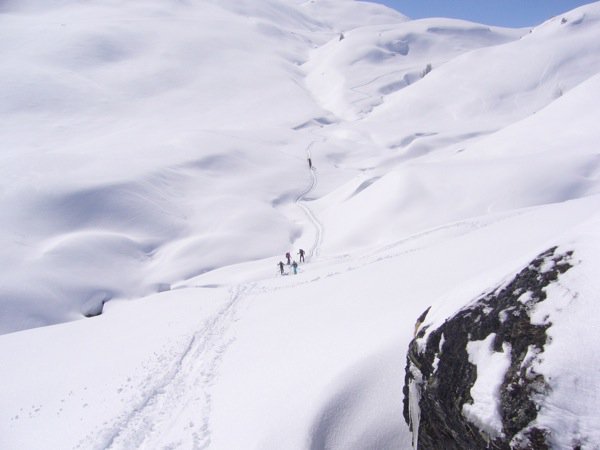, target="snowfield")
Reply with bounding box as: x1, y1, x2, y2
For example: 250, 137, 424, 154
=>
1, 0, 600, 448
